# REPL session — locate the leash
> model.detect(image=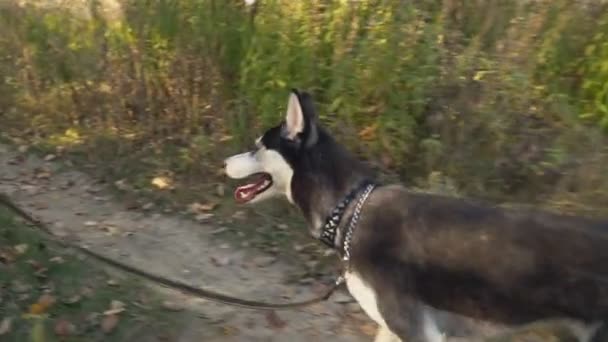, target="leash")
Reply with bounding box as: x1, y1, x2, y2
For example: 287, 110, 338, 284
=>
0, 193, 345, 310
